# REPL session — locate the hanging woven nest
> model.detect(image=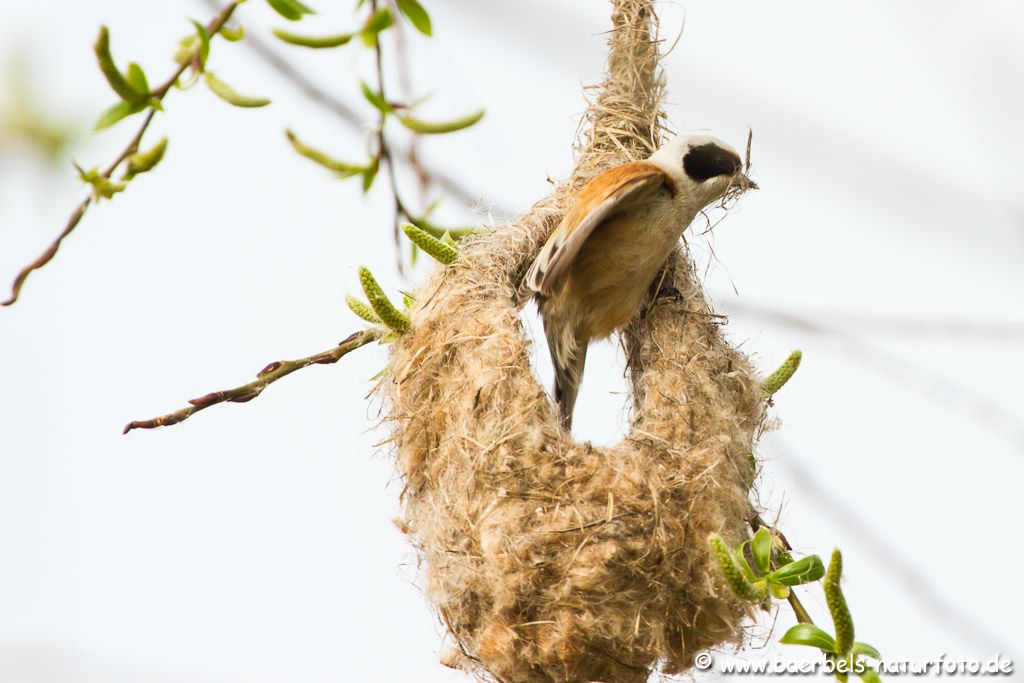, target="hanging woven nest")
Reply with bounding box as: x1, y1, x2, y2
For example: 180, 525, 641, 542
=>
385, 2, 766, 681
